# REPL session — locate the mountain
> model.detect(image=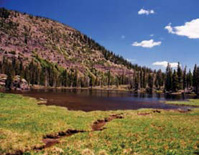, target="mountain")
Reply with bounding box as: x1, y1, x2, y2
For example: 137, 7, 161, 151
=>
0, 8, 152, 88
